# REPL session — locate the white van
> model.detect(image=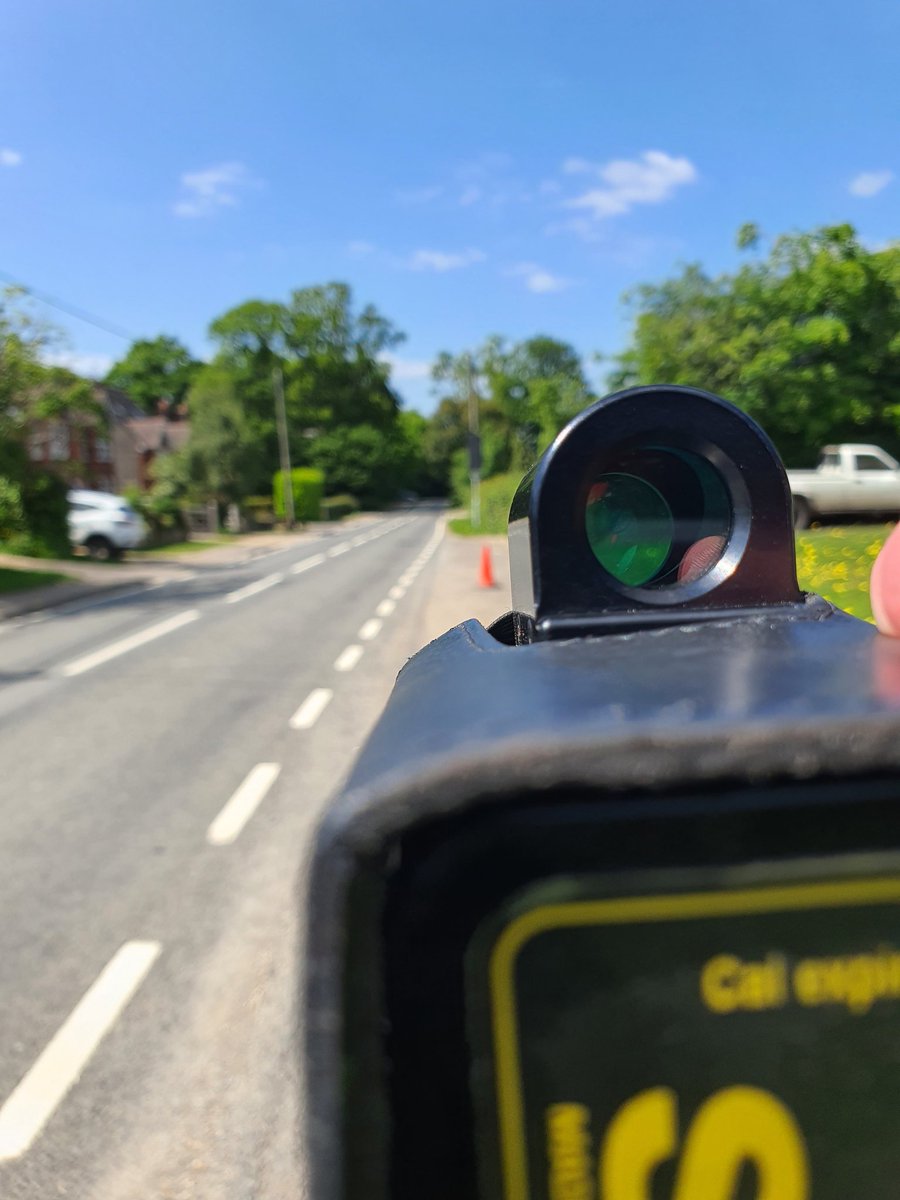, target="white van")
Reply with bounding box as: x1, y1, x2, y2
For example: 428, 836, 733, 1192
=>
67, 489, 147, 560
